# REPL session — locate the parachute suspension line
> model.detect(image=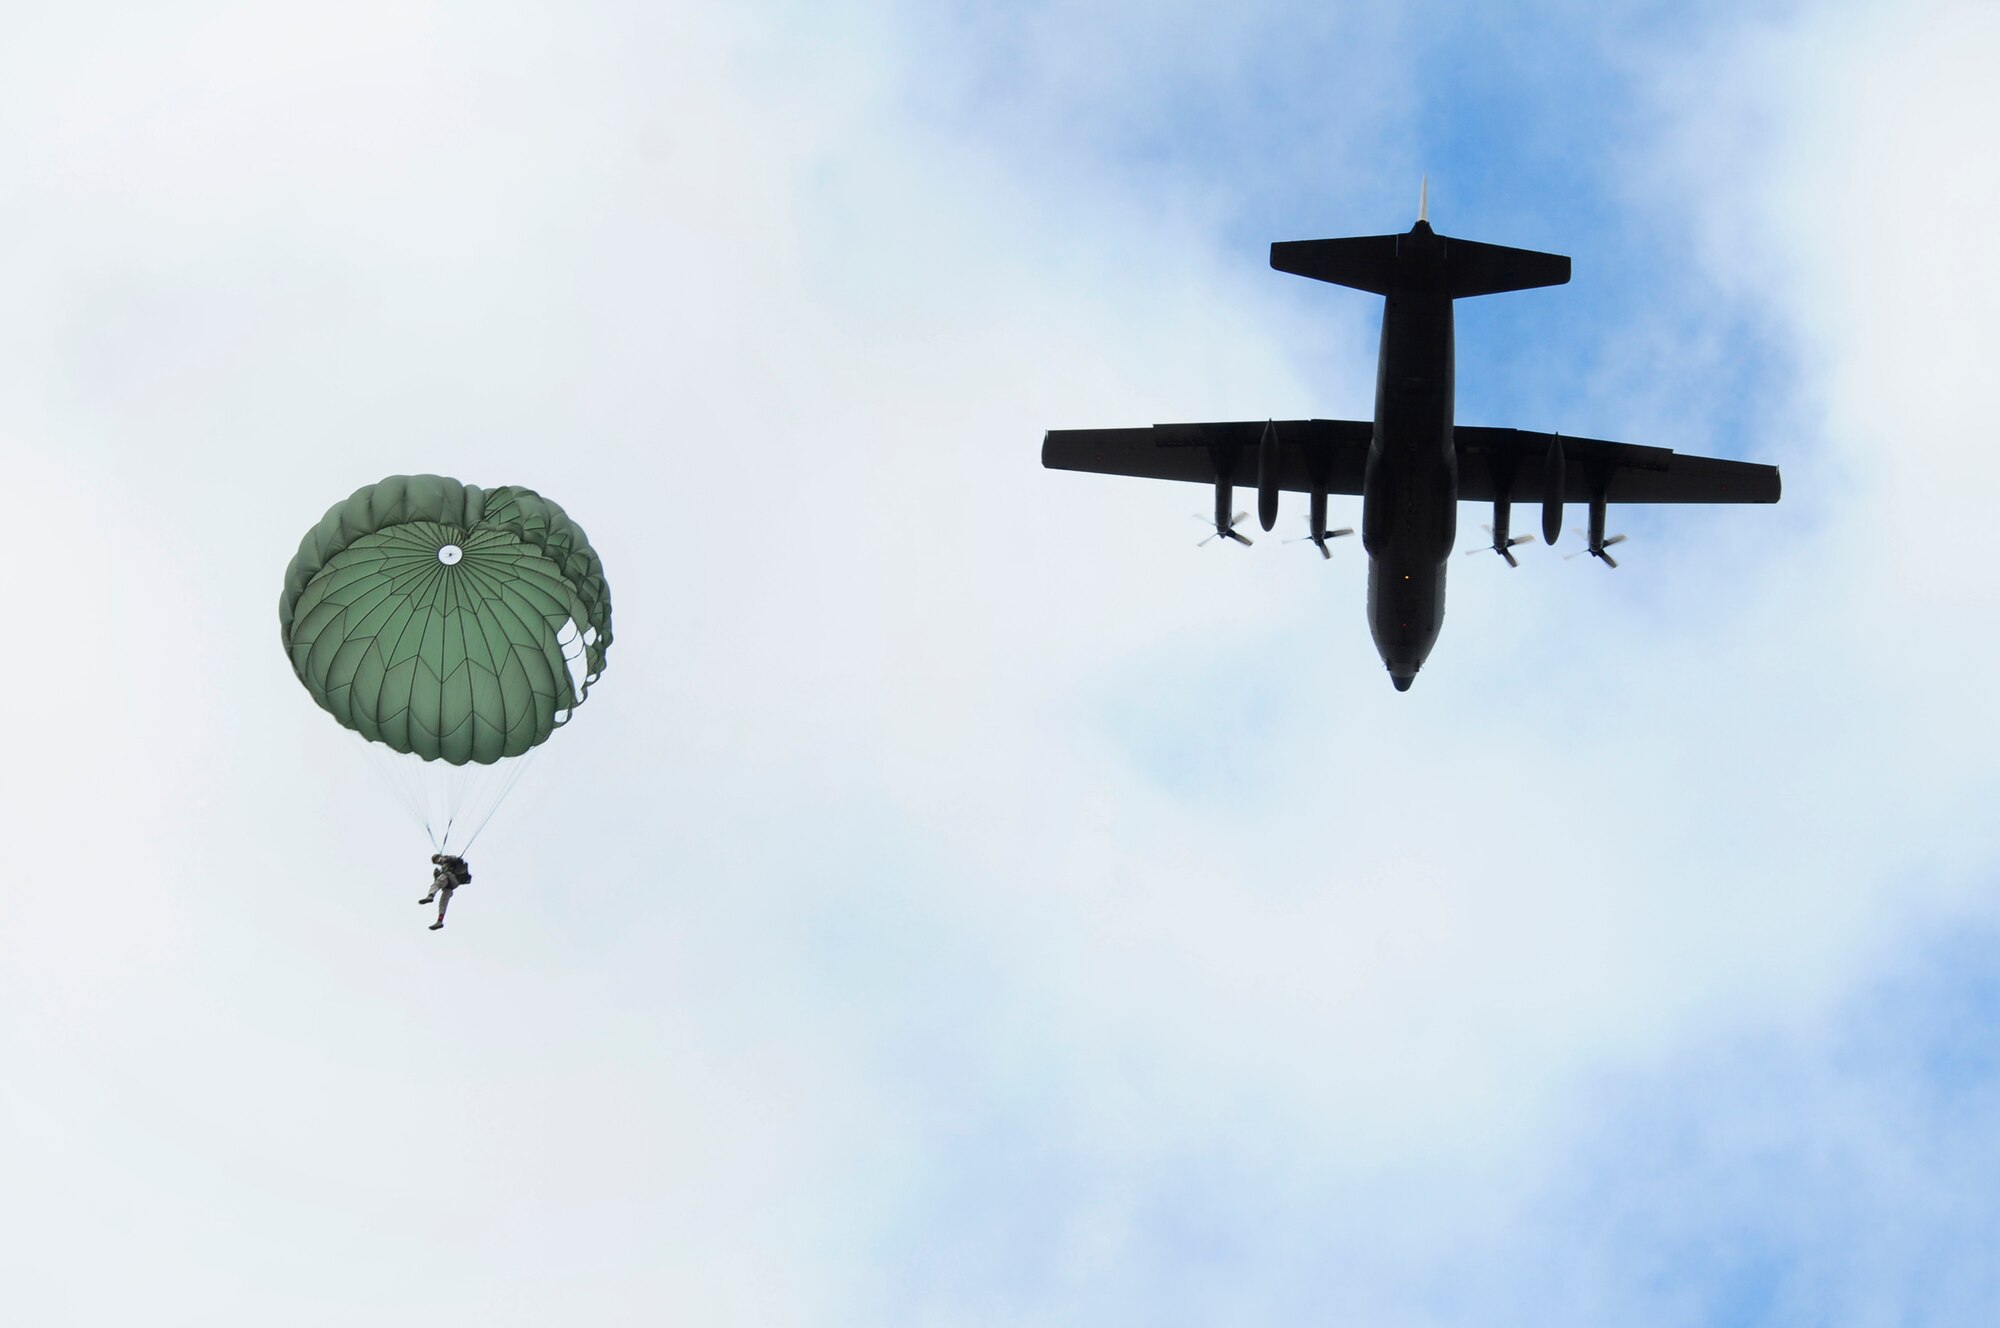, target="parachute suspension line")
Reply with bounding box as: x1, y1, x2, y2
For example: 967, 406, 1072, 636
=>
356, 735, 442, 849
435, 746, 542, 855
353, 738, 541, 853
